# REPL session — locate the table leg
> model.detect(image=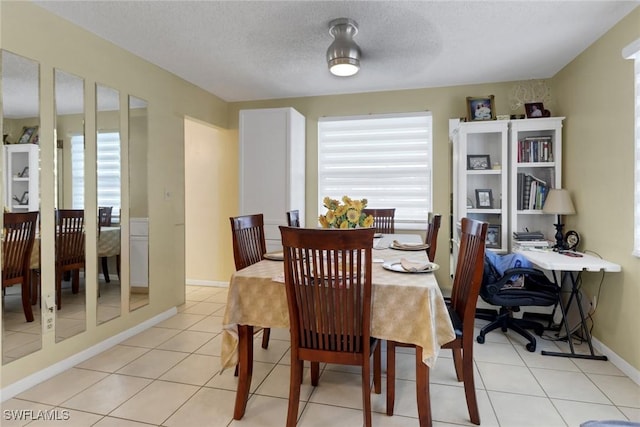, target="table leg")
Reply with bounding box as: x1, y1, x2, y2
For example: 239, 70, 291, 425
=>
233, 324, 254, 420
542, 271, 607, 361
415, 346, 432, 427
